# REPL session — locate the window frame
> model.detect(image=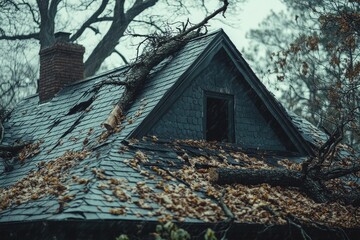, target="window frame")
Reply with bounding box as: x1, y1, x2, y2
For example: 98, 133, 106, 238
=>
203, 91, 235, 142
